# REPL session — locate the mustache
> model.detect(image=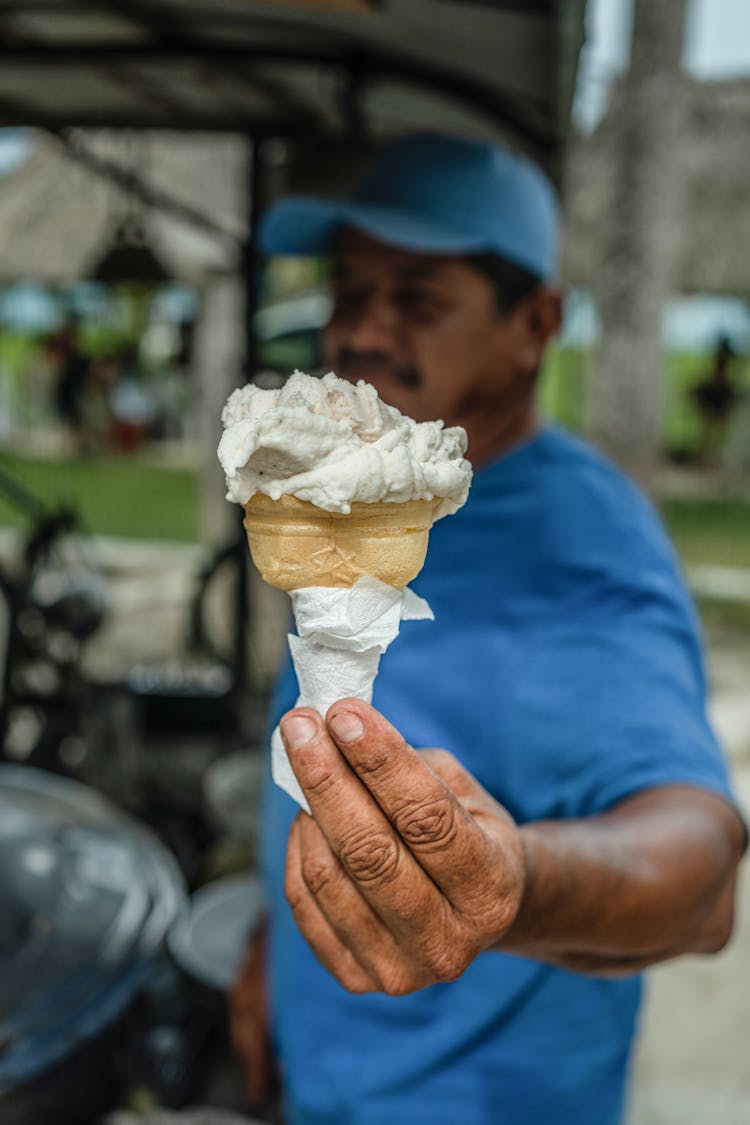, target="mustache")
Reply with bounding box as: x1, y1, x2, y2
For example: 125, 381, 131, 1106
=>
335, 348, 422, 388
